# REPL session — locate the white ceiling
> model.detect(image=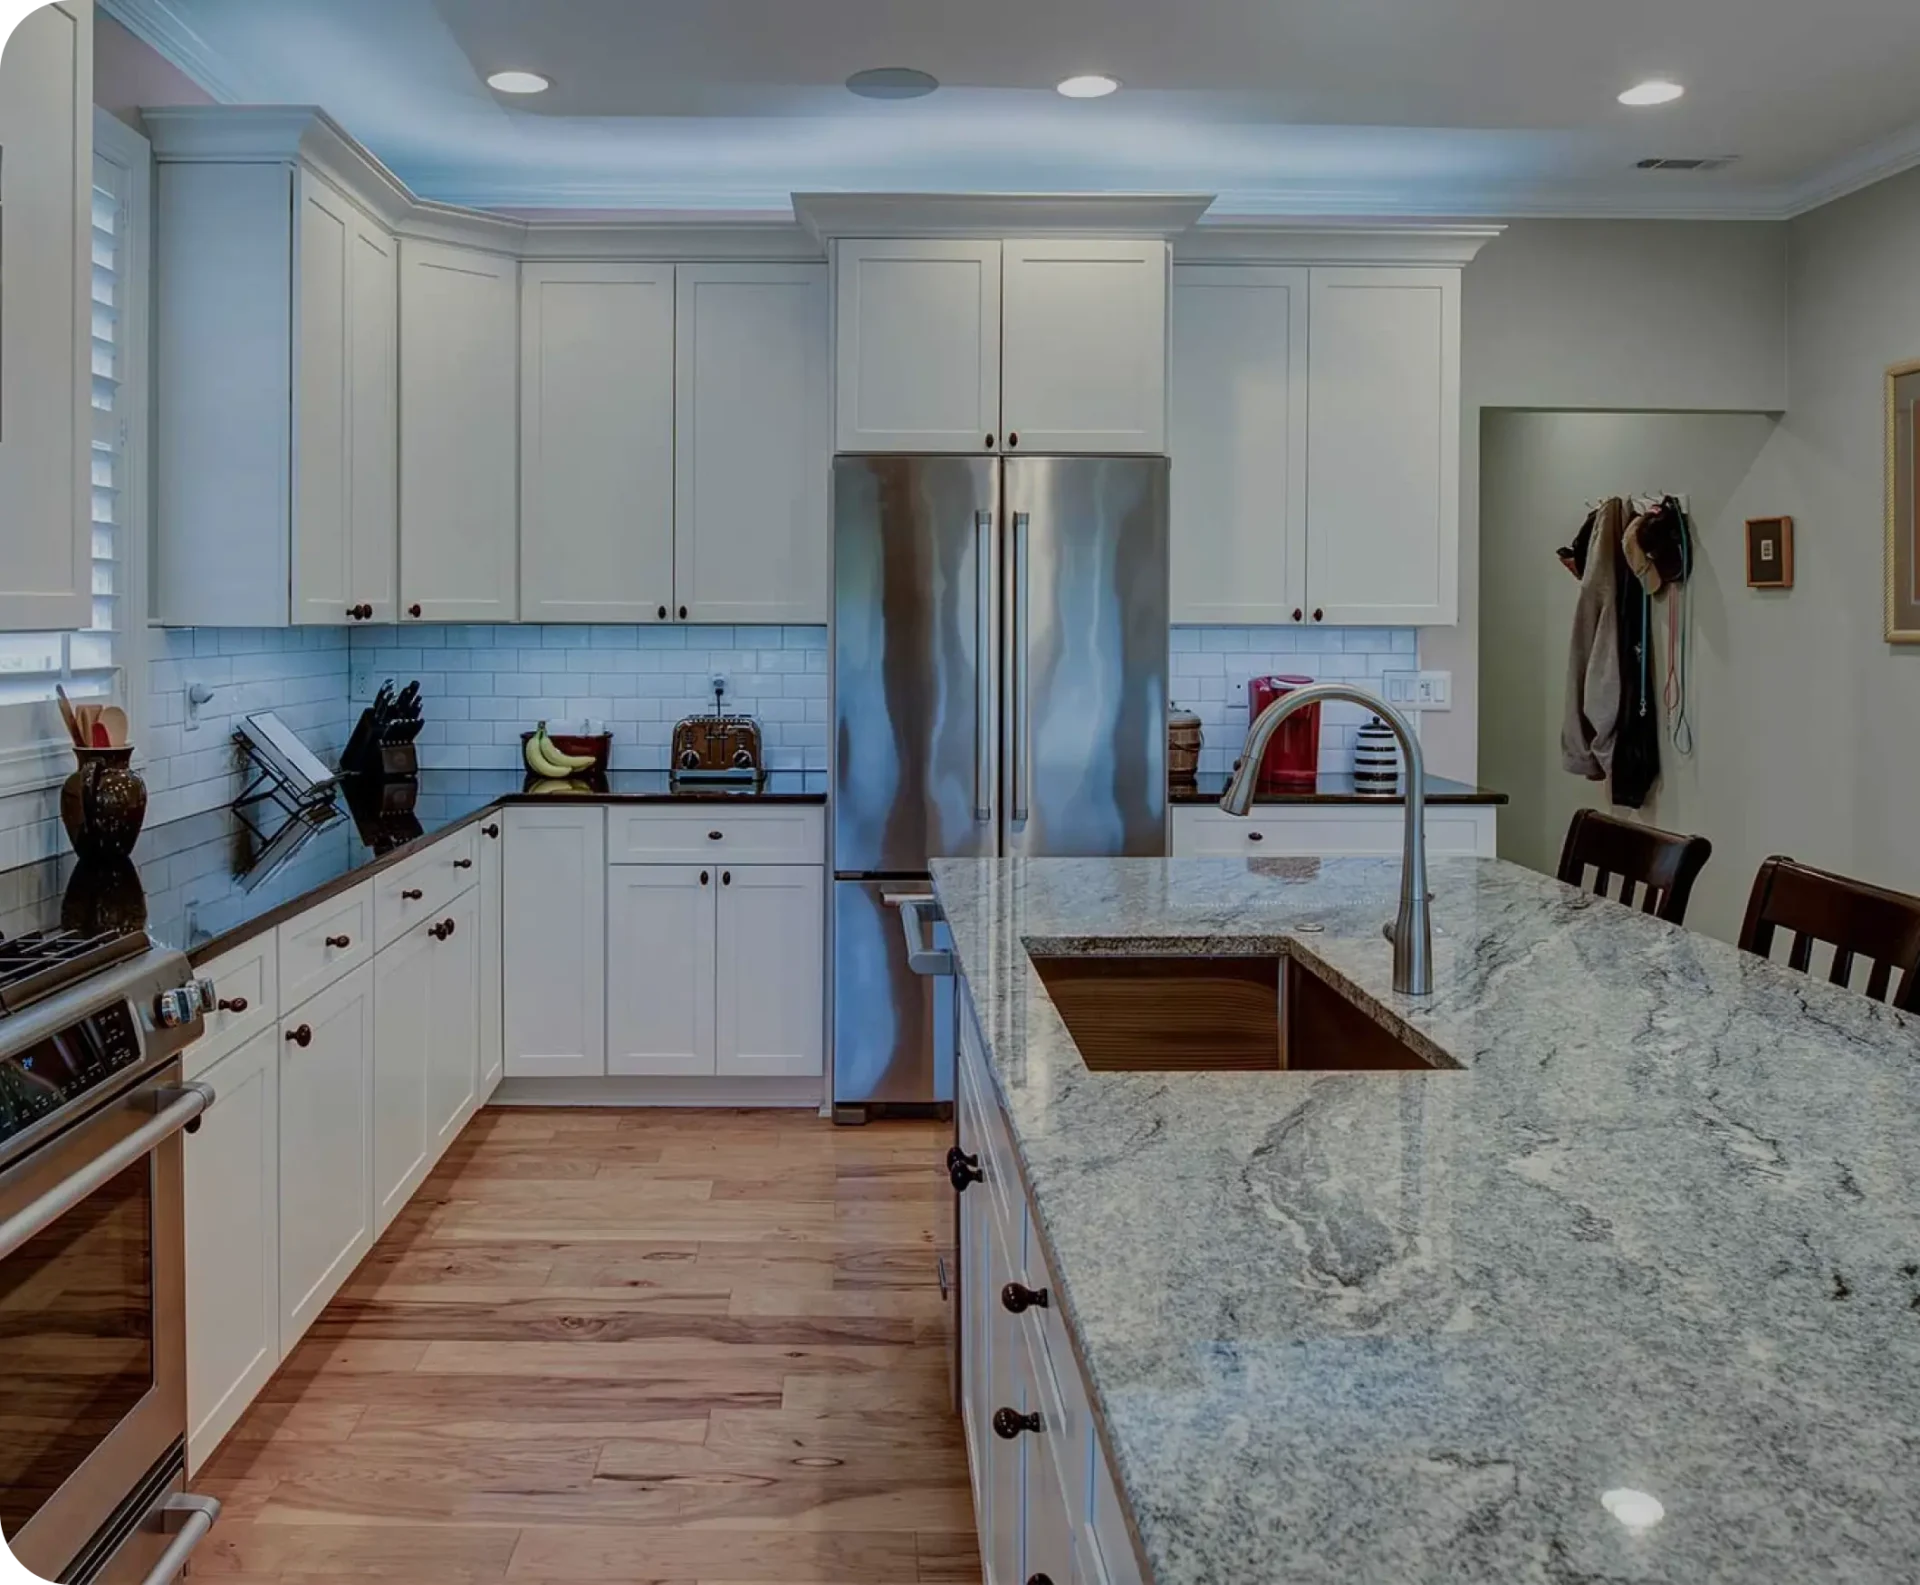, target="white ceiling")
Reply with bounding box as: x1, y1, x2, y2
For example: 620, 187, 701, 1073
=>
107, 0, 1920, 217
